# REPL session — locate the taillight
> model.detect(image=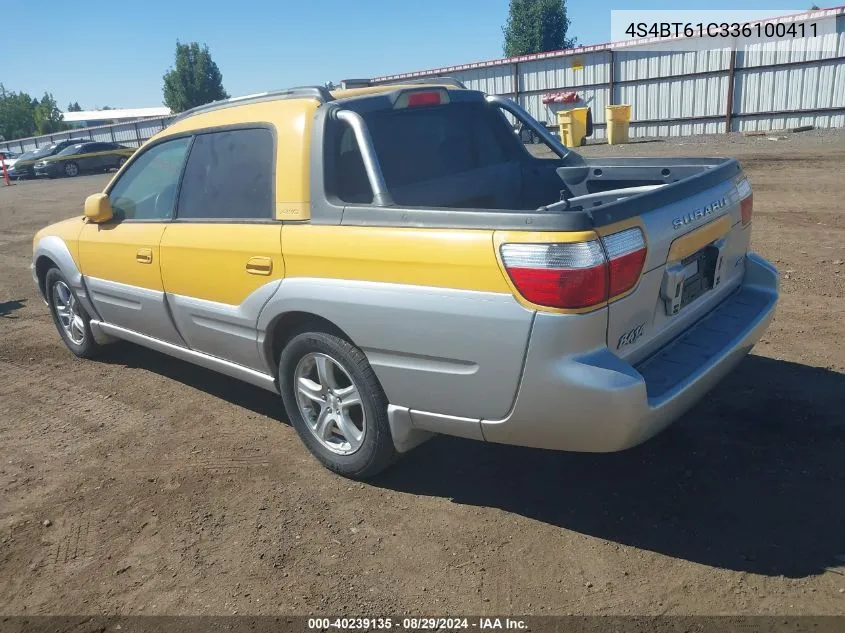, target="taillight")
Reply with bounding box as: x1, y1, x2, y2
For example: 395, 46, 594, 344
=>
500, 228, 647, 310
500, 241, 607, 309
603, 228, 647, 297
737, 178, 753, 226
